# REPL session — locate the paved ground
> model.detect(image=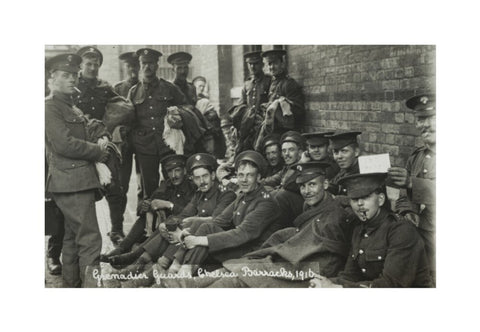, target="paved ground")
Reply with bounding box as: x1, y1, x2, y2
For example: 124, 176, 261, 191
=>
45, 165, 140, 288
